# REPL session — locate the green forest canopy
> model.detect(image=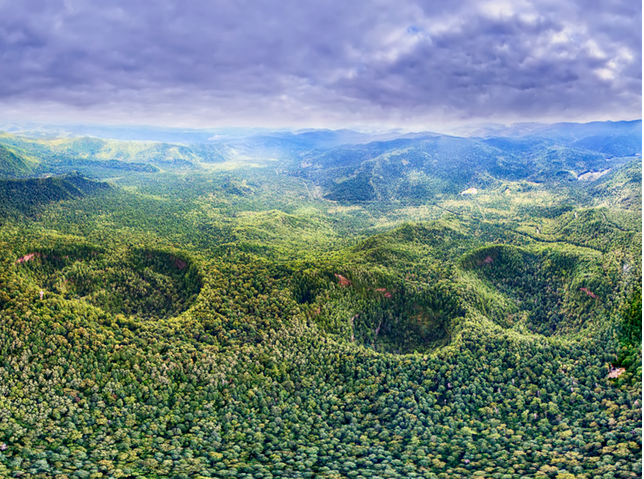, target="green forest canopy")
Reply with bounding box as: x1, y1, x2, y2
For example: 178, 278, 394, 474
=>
0, 128, 640, 479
